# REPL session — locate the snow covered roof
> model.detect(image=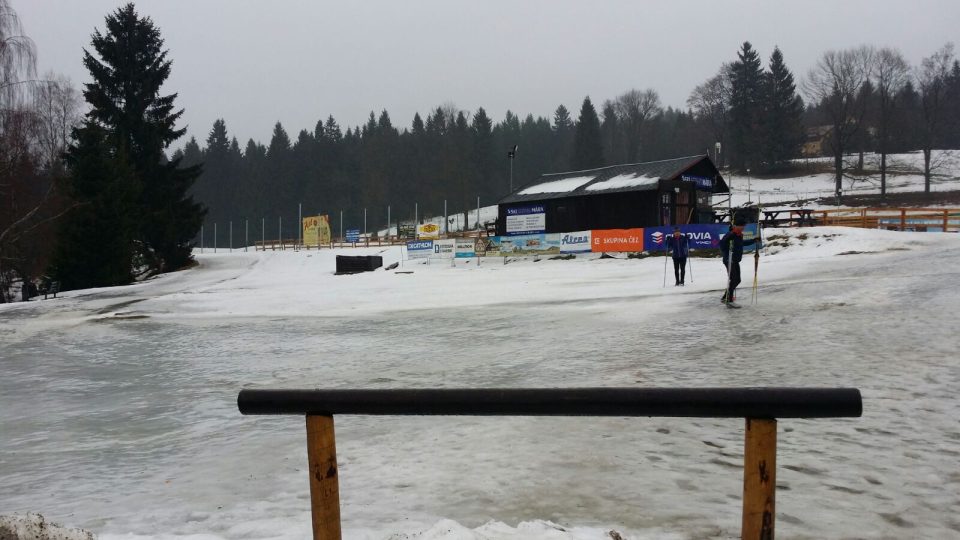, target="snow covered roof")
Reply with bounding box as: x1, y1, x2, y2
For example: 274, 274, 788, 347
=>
500, 155, 727, 204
